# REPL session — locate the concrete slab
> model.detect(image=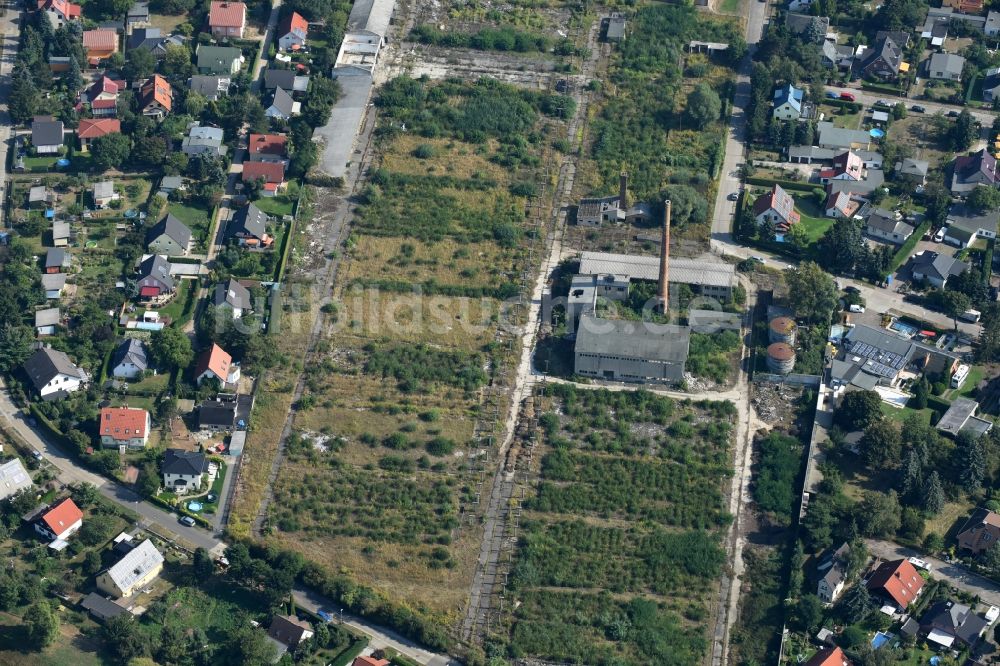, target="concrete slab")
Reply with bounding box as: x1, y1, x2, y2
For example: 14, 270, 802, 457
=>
315, 67, 373, 178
